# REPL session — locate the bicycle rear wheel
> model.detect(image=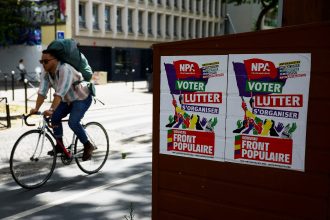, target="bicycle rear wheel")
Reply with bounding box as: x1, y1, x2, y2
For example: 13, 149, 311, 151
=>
10, 130, 56, 189
75, 122, 109, 174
